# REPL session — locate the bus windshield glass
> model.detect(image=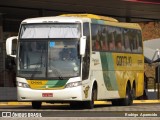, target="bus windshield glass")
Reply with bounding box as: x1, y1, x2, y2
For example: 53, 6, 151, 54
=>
20, 24, 81, 38
18, 39, 80, 79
